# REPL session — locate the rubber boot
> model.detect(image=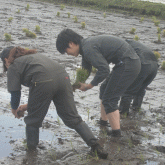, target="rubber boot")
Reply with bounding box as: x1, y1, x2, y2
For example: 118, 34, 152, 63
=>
119, 94, 133, 115
132, 90, 146, 110
75, 121, 108, 159
132, 95, 144, 110
26, 126, 39, 150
